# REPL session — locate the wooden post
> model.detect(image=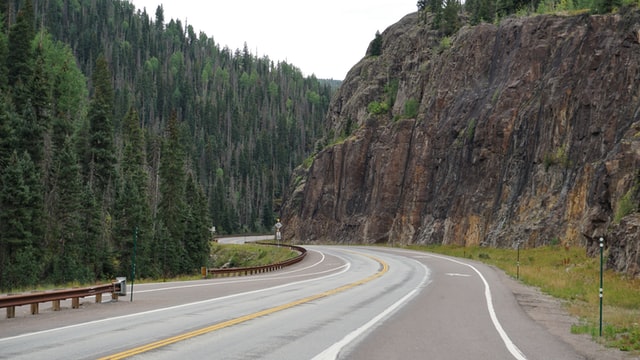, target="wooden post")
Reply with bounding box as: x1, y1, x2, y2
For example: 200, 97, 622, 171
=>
96, 293, 102, 303
6, 307, 15, 319
52, 300, 61, 311
71, 298, 80, 309
30, 303, 39, 315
